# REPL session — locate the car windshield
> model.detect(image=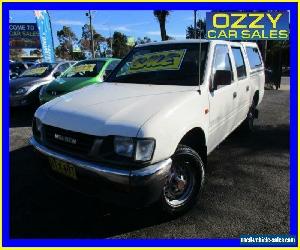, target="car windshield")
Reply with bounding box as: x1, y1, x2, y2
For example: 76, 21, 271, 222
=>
61, 60, 105, 78
107, 42, 208, 86
20, 63, 57, 77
